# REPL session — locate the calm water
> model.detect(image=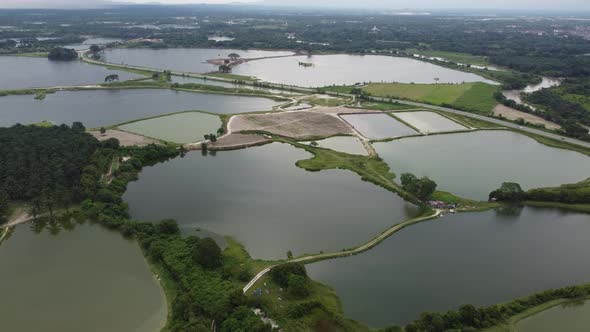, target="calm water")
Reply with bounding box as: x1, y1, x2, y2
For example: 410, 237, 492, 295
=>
301, 136, 368, 155
503, 77, 561, 107
231, 54, 498, 87
308, 207, 590, 327
103, 48, 294, 74
0, 222, 167, 332
374, 130, 590, 200
0, 56, 142, 90
123, 143, 421, 259
0, 89, 278, 128
341, 113, 418, 139
394, 111, 466, 133
120, 112, 221, 143
517, 300, 590, 332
